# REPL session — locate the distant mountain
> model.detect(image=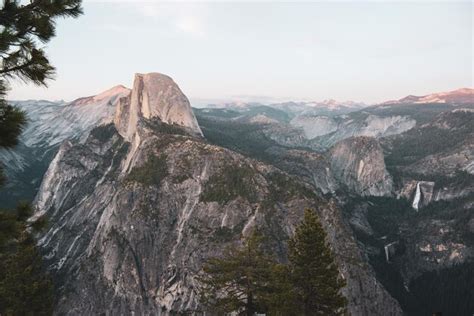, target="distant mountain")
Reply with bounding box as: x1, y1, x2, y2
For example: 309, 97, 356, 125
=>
203, 99, 365, 114
0, 85, 130, 208
383, 88, 473, 105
